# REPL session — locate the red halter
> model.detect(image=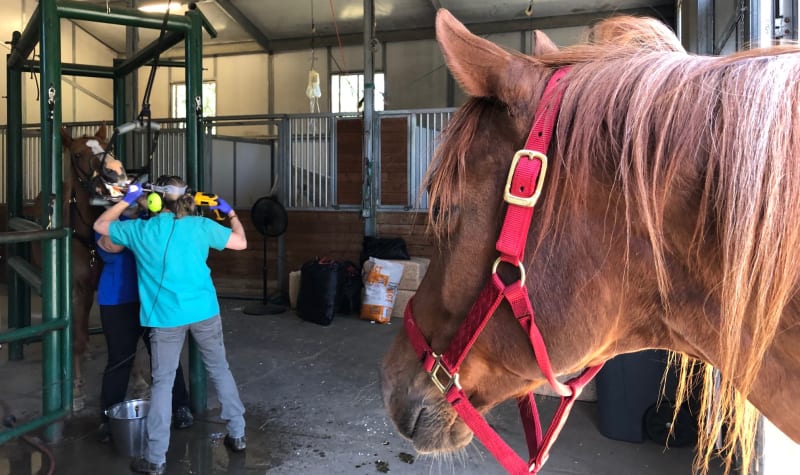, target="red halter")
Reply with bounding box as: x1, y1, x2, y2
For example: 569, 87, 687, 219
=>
404, 67, 604, 474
